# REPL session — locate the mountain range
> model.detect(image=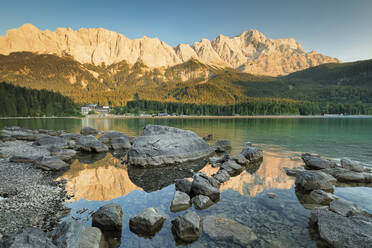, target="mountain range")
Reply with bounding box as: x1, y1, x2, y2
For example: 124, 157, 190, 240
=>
0, 23, 339, 76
